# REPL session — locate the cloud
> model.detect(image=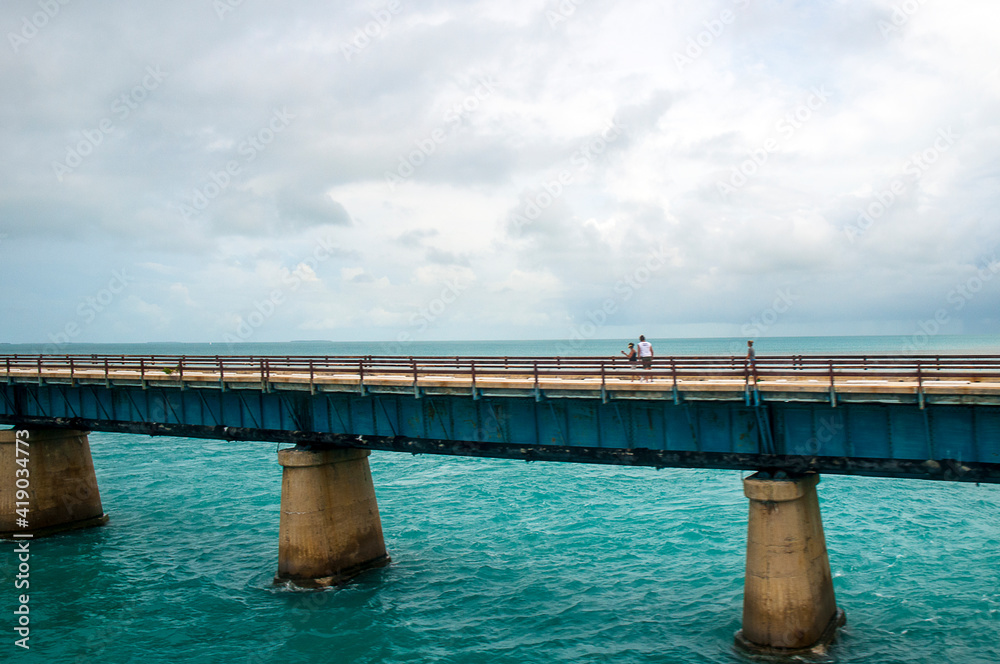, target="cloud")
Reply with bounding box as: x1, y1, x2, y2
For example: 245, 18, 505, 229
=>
2, 0, 999, 342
